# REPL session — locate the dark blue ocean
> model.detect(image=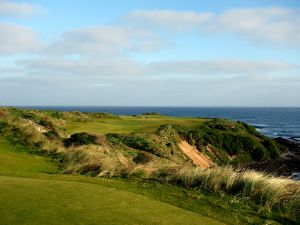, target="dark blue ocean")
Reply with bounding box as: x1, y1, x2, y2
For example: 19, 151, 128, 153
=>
19, 106, 300, 143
